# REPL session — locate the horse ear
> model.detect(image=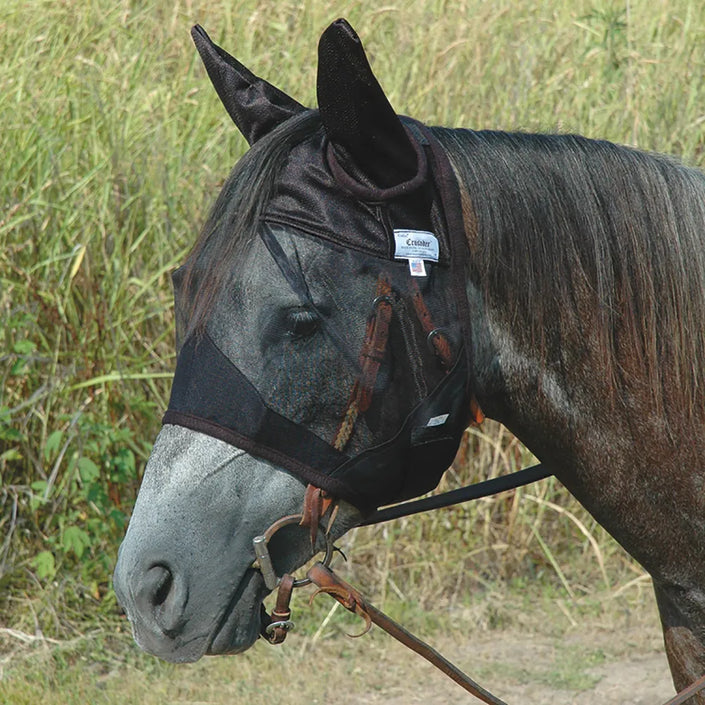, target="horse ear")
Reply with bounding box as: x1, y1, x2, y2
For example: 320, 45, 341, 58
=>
317, 19, 418, 189
191, 25, 306, 145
